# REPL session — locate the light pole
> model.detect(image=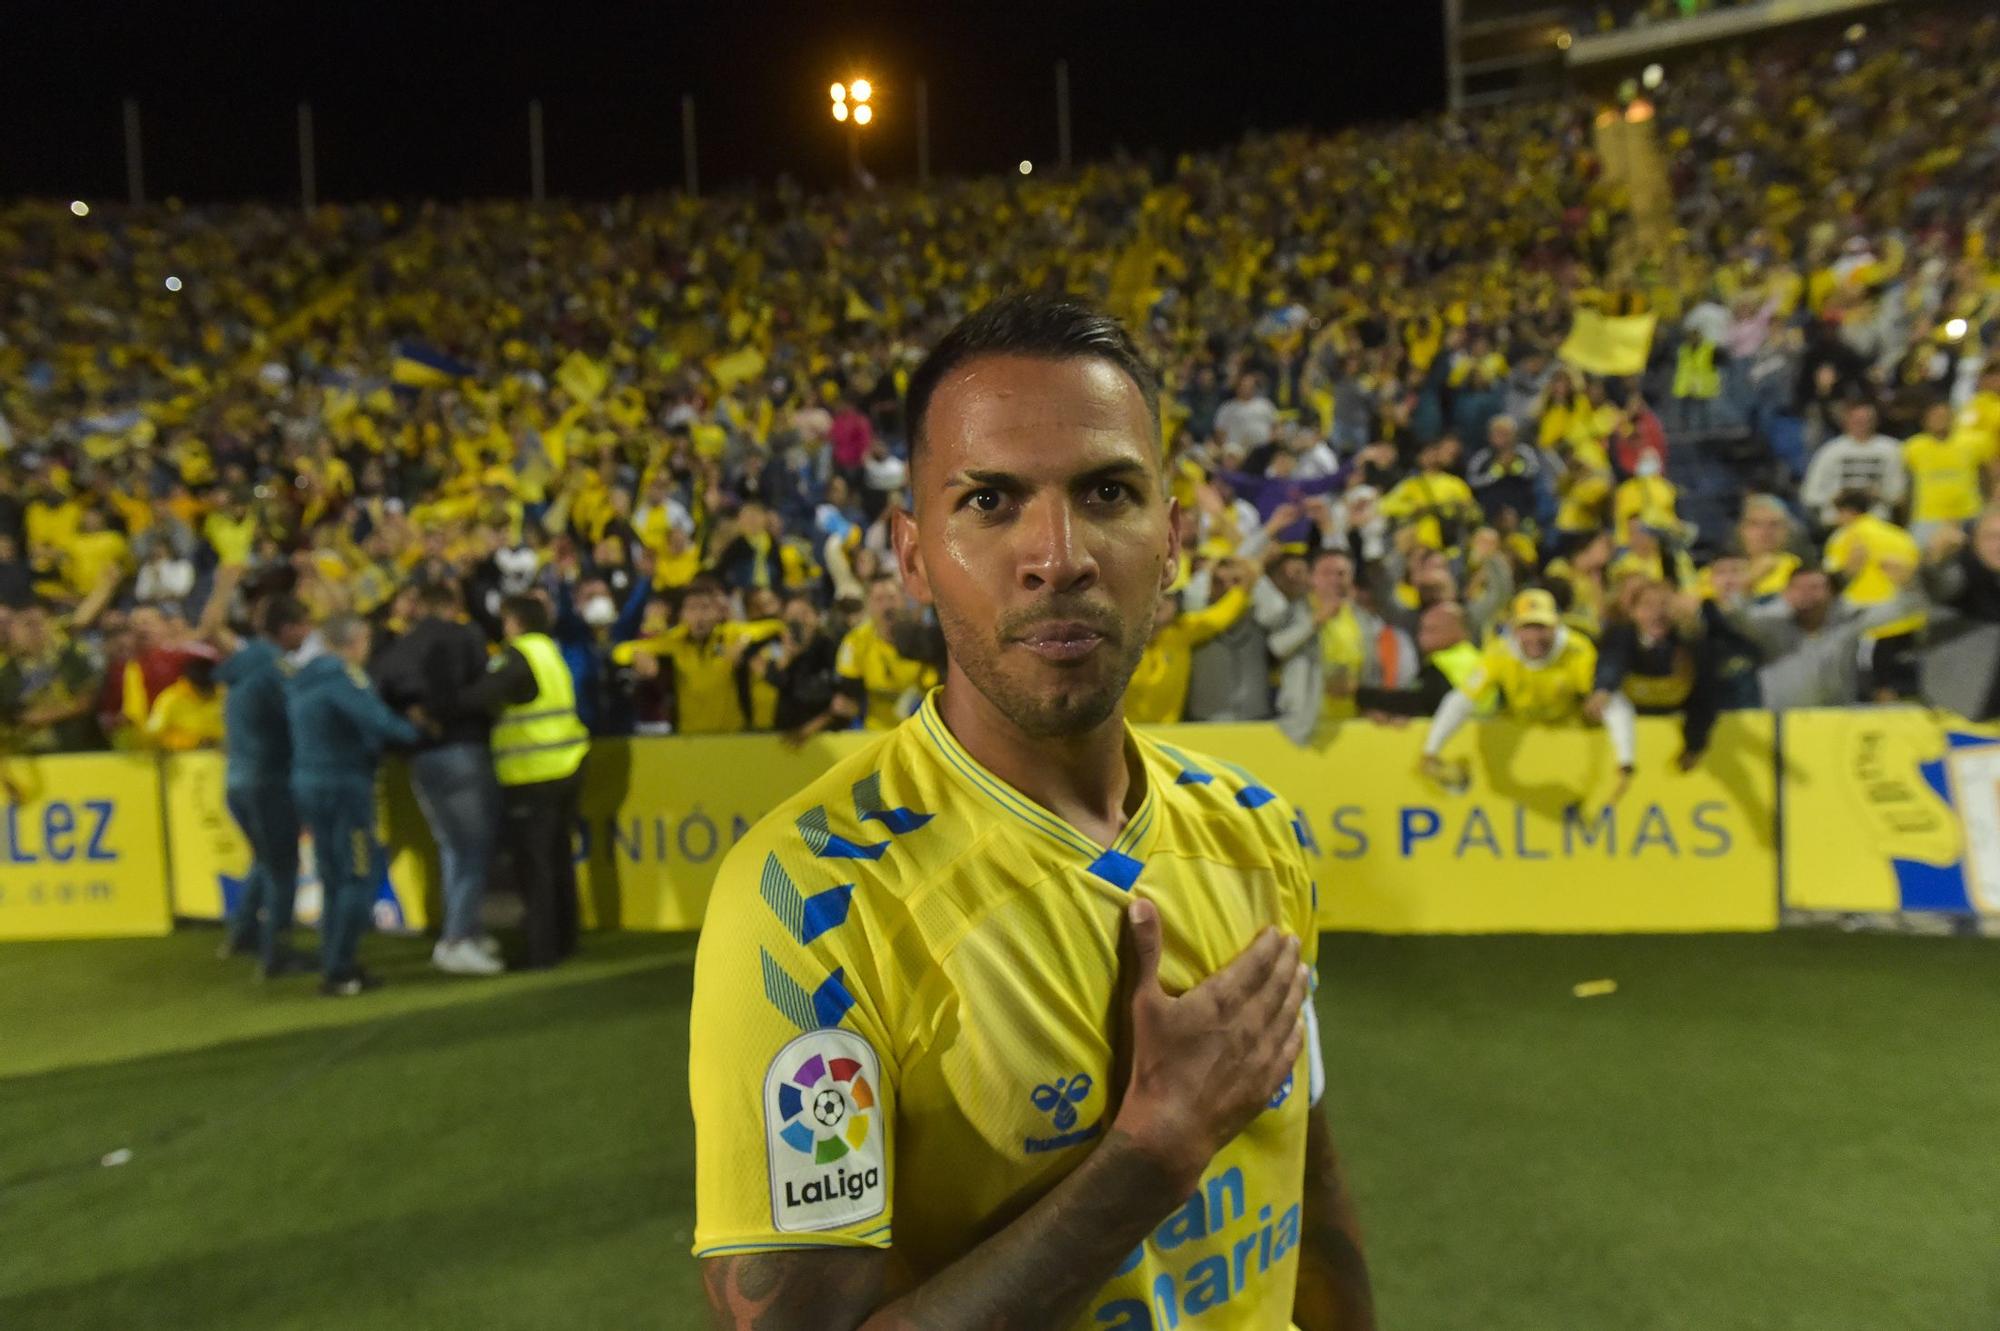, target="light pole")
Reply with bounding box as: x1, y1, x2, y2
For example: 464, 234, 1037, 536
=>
830, 77, 875, 182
